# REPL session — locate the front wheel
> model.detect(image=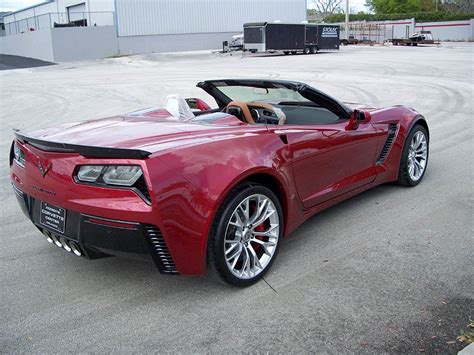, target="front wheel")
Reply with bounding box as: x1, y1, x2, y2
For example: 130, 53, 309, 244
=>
397, 125, 429, 186
207, 184, 283, 287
